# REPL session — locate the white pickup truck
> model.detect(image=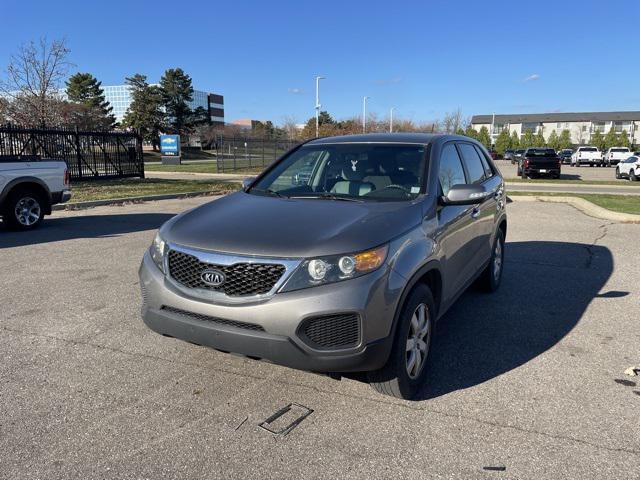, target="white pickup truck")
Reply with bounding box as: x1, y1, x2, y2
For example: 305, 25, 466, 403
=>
0, 156, 71, 230
603, 147, 631, 167
571, 146, 603, 167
